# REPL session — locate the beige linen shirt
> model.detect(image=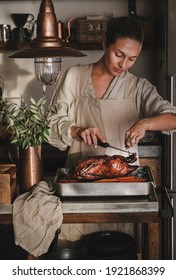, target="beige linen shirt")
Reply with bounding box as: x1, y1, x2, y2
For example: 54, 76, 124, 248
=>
48, 63, 176, 167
